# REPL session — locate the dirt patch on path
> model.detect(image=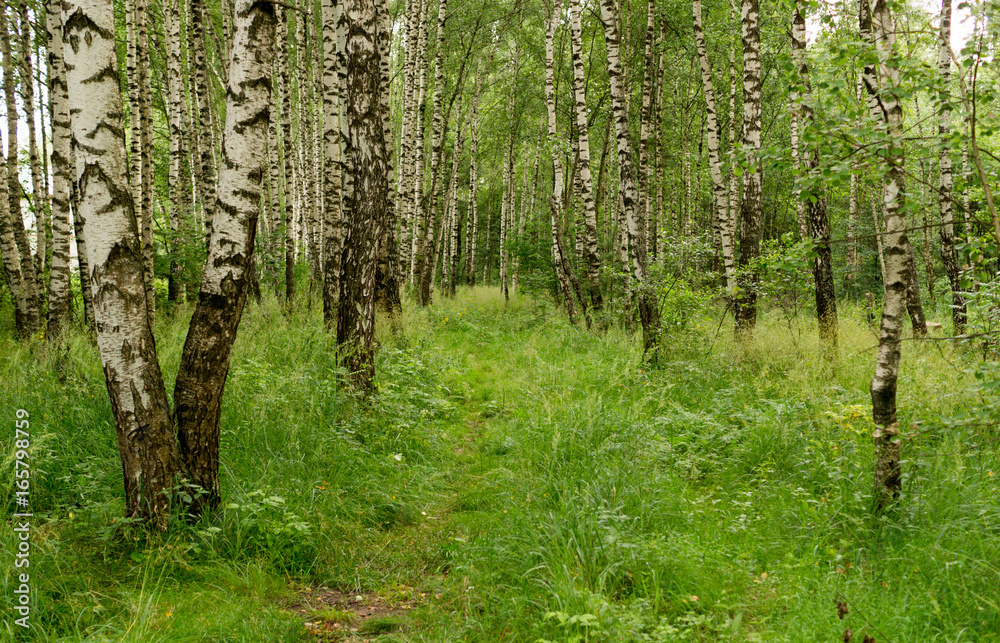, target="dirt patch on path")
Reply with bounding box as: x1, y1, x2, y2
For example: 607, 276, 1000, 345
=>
290, 588, 419, 640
